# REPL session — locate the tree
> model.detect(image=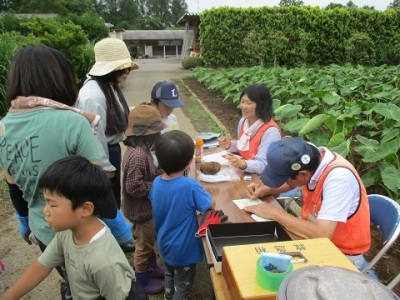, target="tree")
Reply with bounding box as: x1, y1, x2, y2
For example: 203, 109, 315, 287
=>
279, 0, 304, 7
92, 0, 141, 29
58, 13, 109, 42
146, 0, 171, 27
0, 0, 24, 12
136, 16, 163, 29
346, 1, 358, 9
61, 0, 97, 15
361, 5, 375, 9
16, 0, 67, 14
117, 0, 141, 29
170, 0, 187, 26
388, 0, 400, 9
135, 0, 149, 16
325, 2, 345, 9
